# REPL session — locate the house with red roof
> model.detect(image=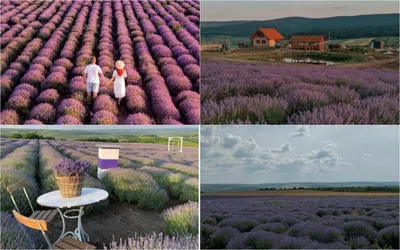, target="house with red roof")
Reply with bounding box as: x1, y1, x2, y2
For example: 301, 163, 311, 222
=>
250, 28, 284, 47
289, 35, 327, 51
